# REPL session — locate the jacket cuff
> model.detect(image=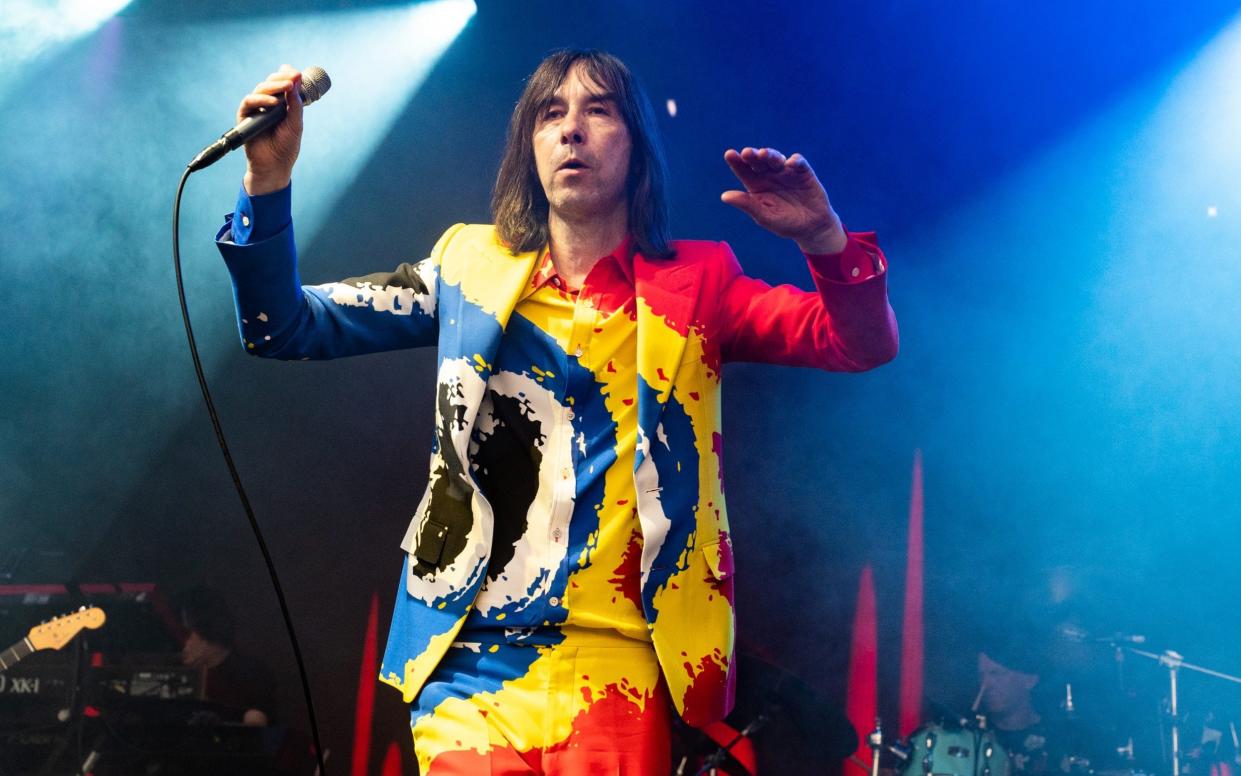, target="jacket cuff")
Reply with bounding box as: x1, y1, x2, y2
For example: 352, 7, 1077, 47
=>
221, 182, 292, 246
804, 230, 885, 285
